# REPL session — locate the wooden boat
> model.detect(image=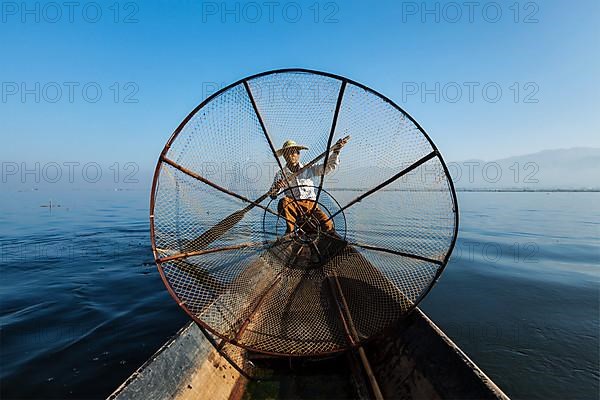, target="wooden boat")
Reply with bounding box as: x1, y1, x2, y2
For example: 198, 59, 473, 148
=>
113, 234, 510, 399
108, 304, 509, 400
